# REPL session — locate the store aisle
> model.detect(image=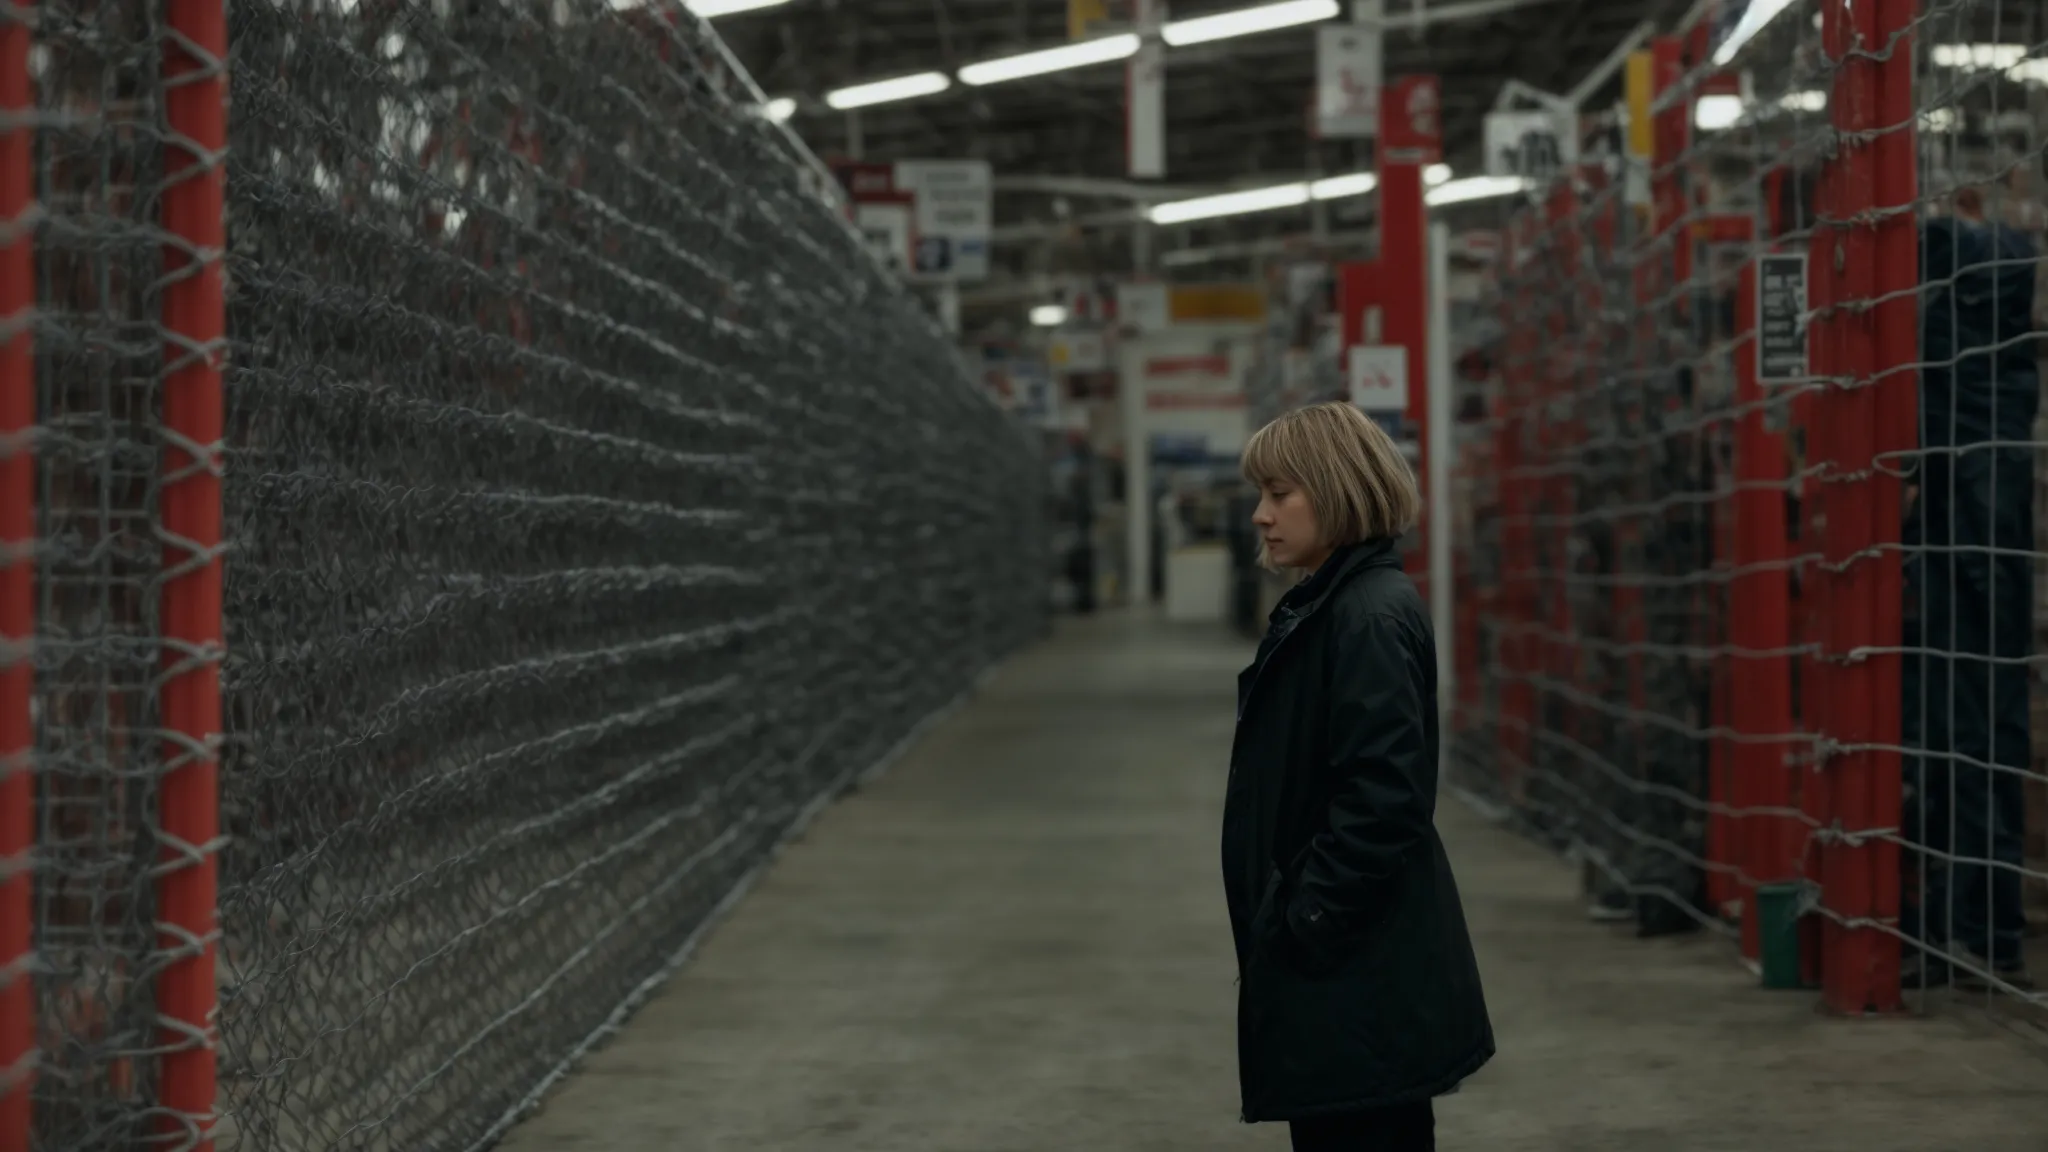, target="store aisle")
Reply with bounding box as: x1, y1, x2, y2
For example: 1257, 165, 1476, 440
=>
498, 615, 2048, 1152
